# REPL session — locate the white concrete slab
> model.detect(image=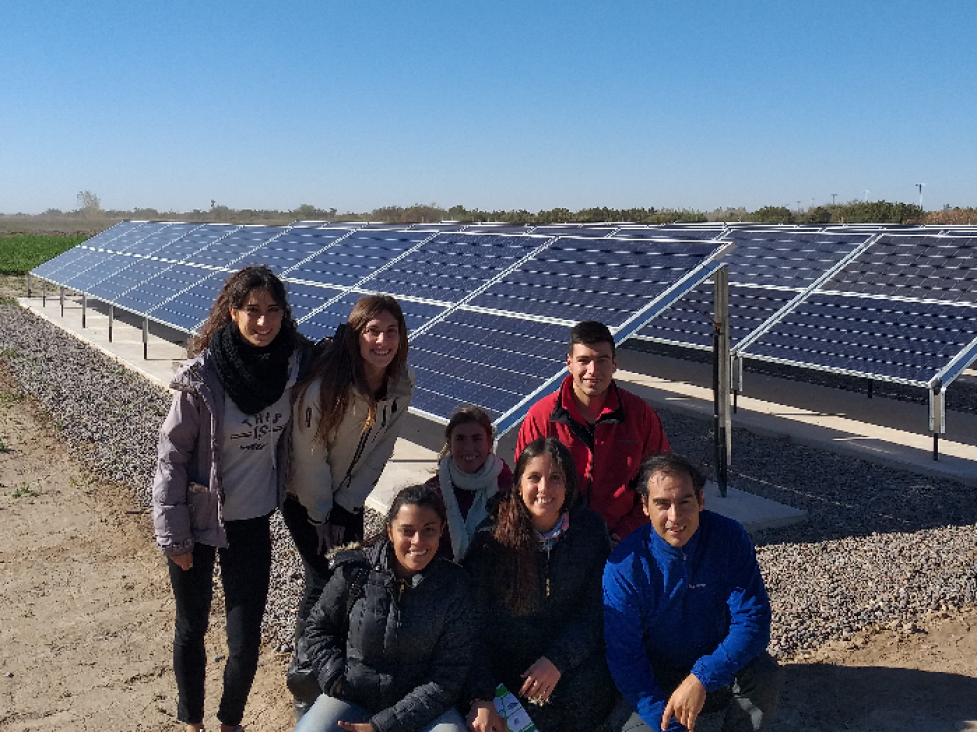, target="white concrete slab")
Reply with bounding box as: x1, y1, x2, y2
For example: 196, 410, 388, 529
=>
703, 481, 807, 534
